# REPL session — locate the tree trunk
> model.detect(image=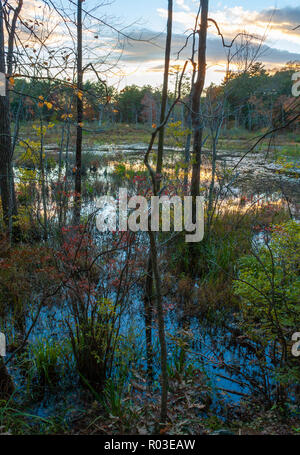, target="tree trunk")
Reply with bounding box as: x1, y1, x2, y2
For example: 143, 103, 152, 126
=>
144, 256, 153, 382
0, 3, 13, 229
207, 135, 217, 232
156, 0, 173, 191
74, 0, 83, 224
190, 0, 208, 207
144, 1, 173, 420
148, 229, 168, 424
0, 0, 23, 236
39, 117, 48, 239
